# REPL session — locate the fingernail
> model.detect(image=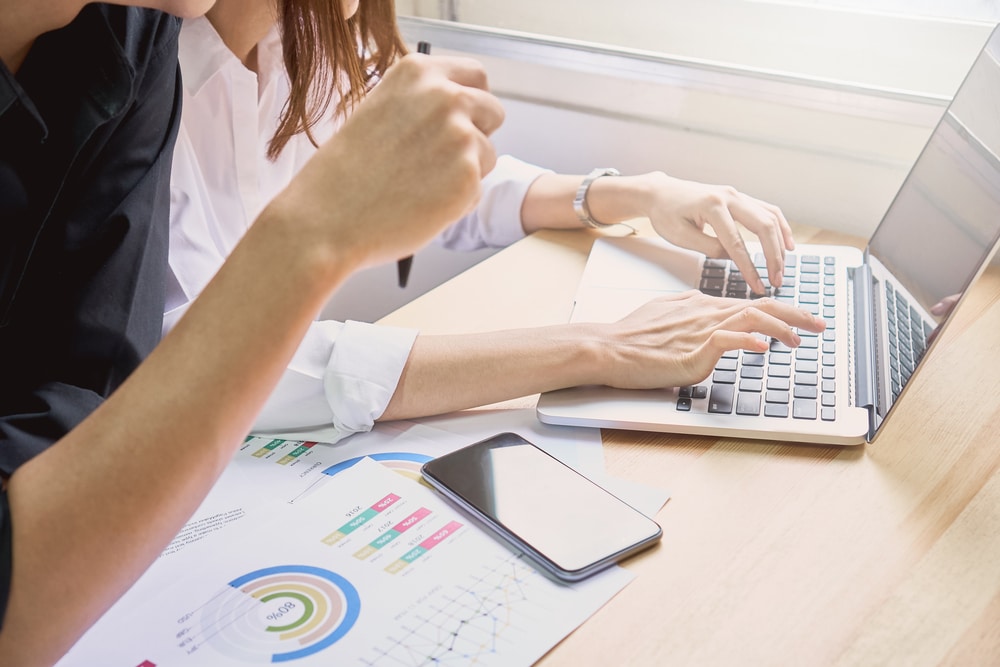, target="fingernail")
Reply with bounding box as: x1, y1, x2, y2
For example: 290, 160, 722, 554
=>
792, 331, 802, 346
